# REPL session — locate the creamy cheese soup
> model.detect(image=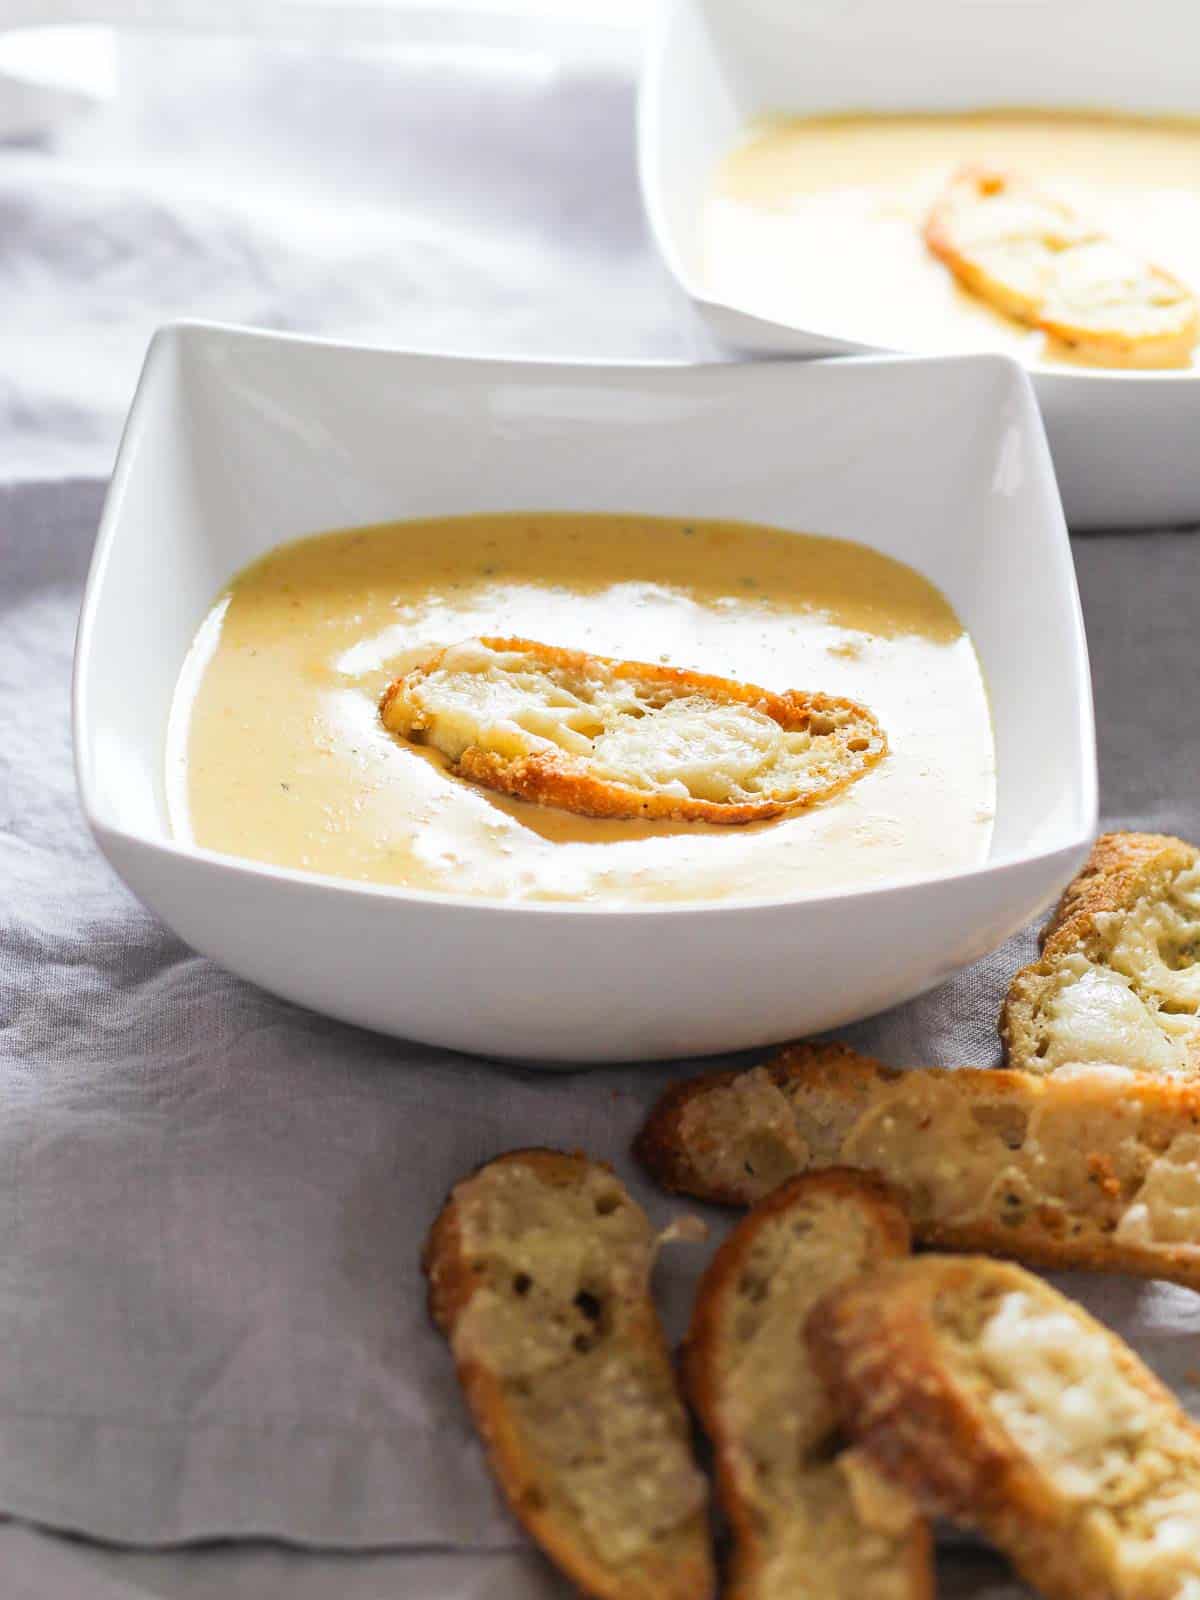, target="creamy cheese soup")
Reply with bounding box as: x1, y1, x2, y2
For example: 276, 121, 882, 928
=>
168, 513, 995, 905
704, 110, 1200, 369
